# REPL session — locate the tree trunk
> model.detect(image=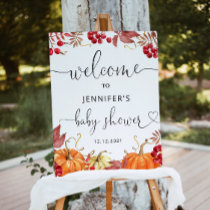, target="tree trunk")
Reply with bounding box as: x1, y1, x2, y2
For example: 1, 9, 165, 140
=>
197, 63, 204, 92
0, 56, 19, 81
61, 0, 150, 31
61, 1, 162, 209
